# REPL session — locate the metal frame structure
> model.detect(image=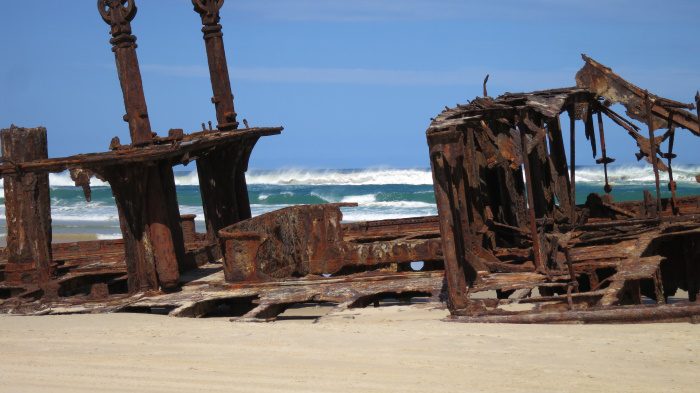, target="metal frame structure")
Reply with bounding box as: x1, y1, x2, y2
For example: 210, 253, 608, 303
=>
427, 55, 700, 323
